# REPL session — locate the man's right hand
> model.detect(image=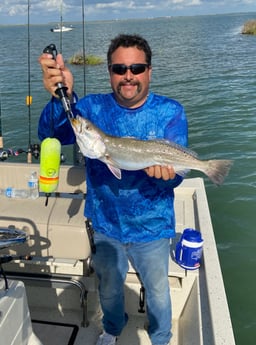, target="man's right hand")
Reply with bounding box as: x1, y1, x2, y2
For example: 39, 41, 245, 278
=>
38, 53, 74, 98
